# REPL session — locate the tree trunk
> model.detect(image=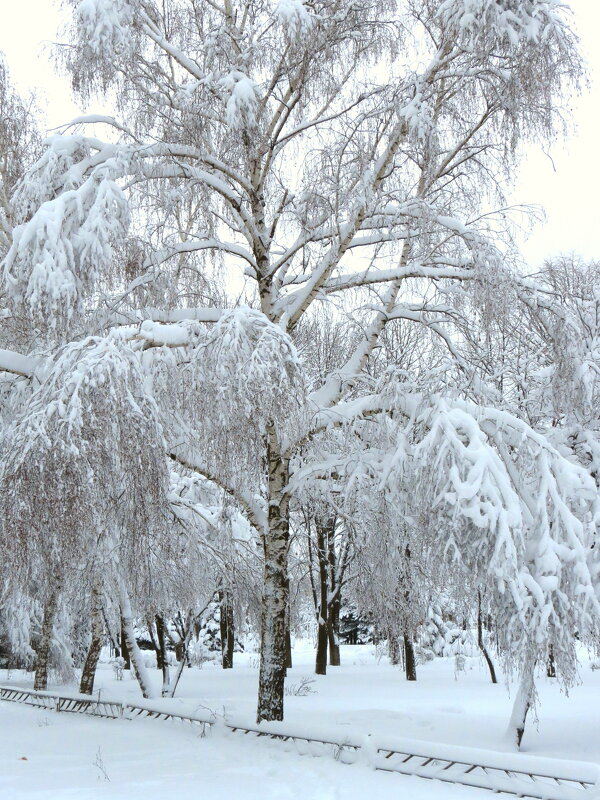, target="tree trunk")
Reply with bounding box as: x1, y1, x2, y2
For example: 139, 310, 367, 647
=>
388, 630, 401, 665
508, 663, 536, 749
327, 610, 341, 666
155, 614, 170, 696
477, 592, 497, 684
34, 585, 60, 691
257, 425, 290, 722
167, 609, 194, 699
285, 617, 293, 670
401, 545, 414, 681
174, 640, 184, 663
118, 580, 156, 699
168, 597, 216, 698
120, 618, 131, 670
327, 532, 341, 666
404, 632, 417, 681
79, 581, 104, 695
315, 518, 328, 675
219, 591, 235, 669
147, 617, 162, 670
546, 645, 556, 678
